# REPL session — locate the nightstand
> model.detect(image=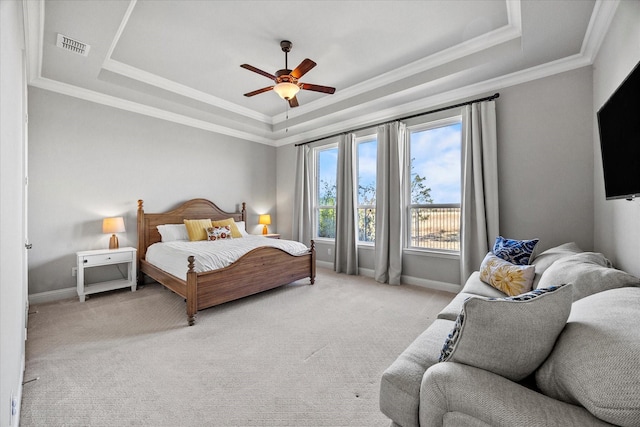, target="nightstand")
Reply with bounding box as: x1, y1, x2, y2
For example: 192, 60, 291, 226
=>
76, 247, 137, 302
263, 234, 281, 239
